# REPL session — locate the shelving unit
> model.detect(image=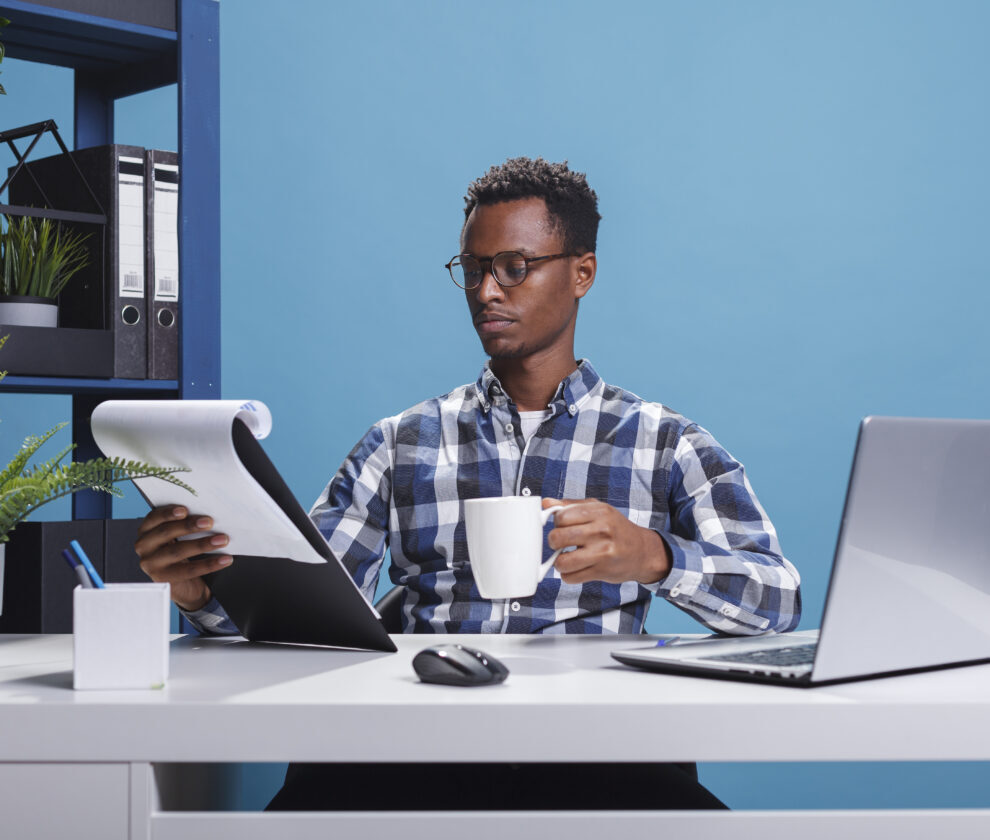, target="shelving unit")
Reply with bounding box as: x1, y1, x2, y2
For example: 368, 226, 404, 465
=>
0, 0, 220, 518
